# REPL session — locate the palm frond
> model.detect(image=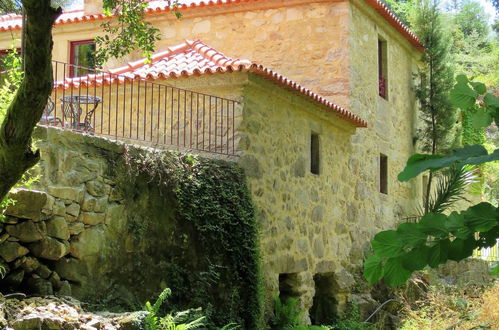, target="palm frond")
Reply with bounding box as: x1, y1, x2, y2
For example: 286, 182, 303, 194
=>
423, 165, 477, 215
